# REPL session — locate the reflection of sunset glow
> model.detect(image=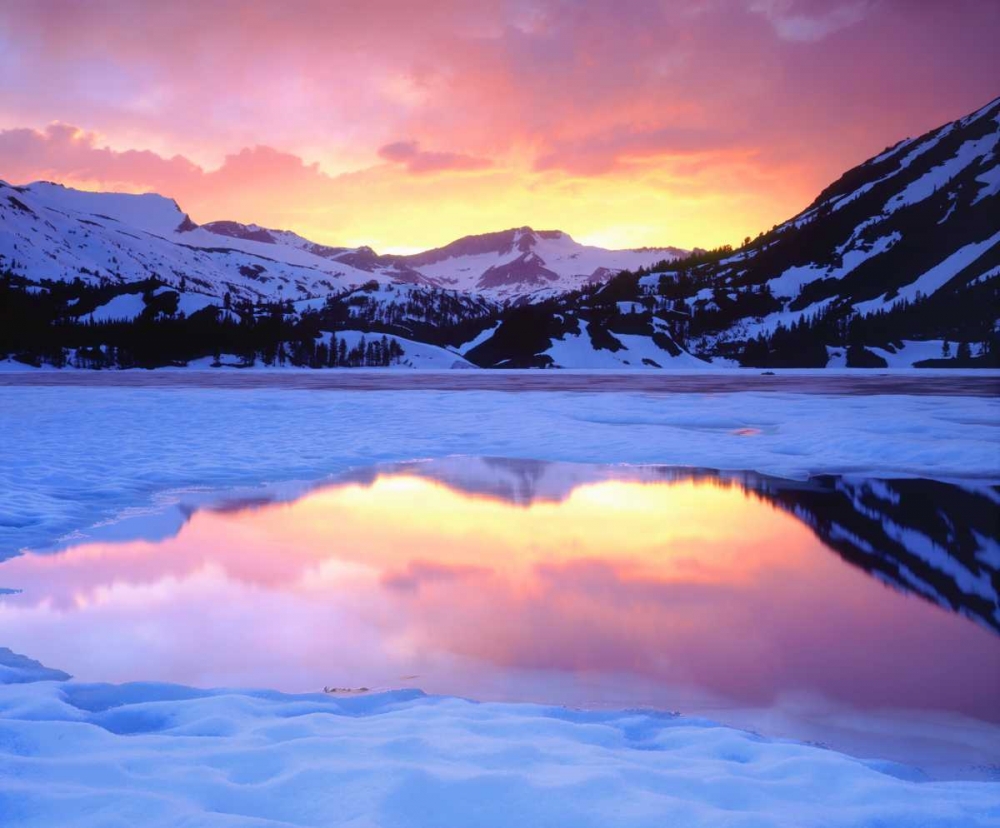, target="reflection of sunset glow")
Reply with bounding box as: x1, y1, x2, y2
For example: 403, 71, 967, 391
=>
265, 476, 803, 583
0, 473, 997, 721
